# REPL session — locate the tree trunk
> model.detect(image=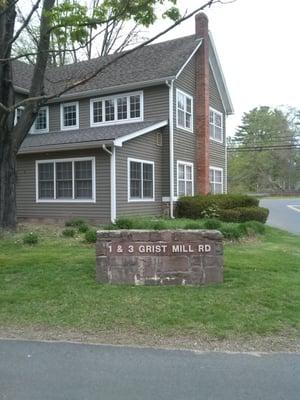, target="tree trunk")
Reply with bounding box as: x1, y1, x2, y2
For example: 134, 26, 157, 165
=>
0, 132, 17, 230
